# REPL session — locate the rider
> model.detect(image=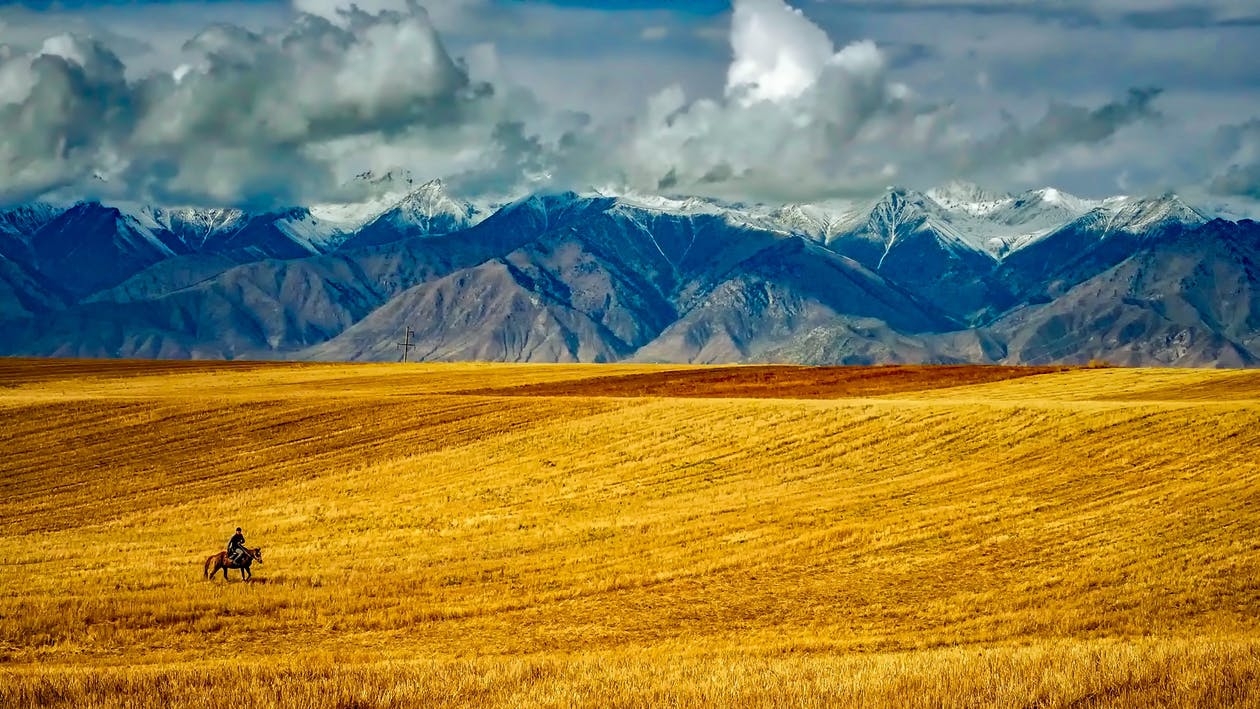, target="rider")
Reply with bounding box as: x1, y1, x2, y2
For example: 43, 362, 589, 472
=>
227, 527, 246, 563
